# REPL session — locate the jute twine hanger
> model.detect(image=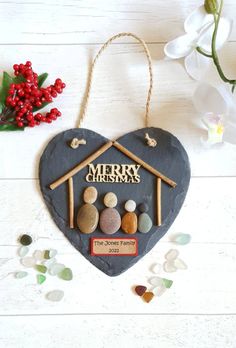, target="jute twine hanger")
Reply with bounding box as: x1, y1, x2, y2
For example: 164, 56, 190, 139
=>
76, 32, 156, 147
50, 33, 177, 229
